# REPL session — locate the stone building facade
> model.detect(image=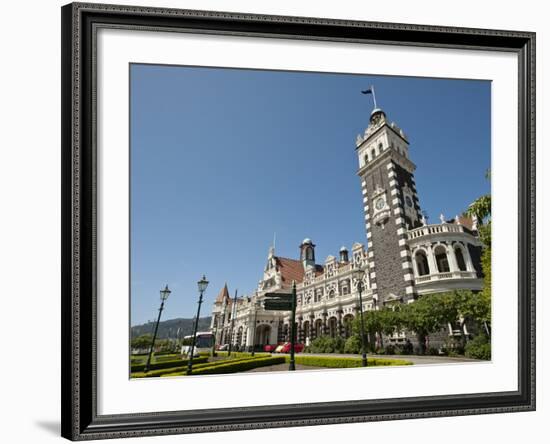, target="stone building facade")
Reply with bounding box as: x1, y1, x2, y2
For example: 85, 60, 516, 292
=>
210, 107, 485, 351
